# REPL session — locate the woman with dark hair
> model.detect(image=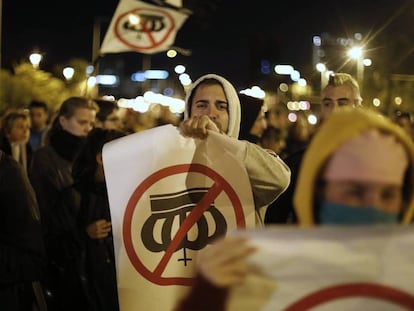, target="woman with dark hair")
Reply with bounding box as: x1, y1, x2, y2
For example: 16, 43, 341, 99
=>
29, 96, 97, 311
72, 128, 125, 311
